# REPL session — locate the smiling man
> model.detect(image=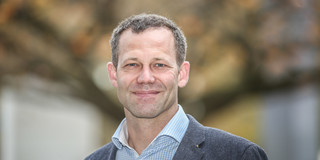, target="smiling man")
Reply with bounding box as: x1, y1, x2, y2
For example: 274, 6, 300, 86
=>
85, 14, 268, 160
